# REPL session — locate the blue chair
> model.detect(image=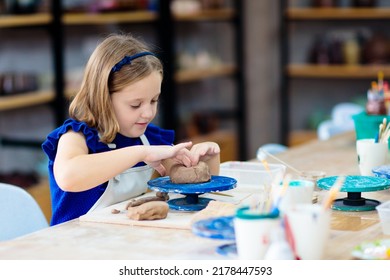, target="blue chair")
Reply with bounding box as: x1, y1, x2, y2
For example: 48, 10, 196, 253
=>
0, 182, 48, 241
